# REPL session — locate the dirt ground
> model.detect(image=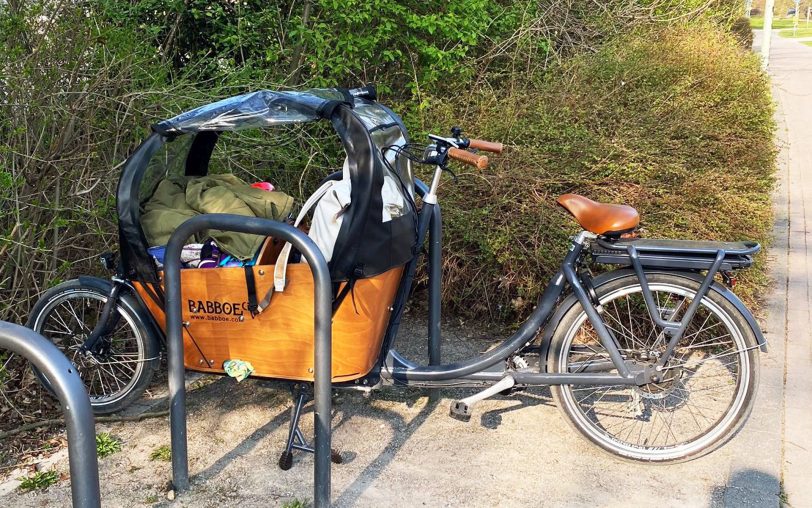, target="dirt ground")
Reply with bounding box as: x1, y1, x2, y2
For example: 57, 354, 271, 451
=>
0, 308, 782, 508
